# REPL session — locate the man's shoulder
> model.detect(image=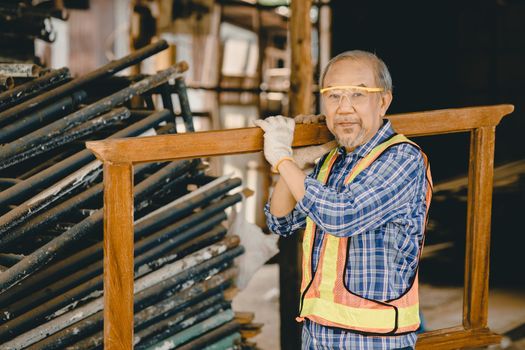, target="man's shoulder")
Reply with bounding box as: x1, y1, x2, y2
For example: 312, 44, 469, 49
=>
370, 140, 427, 176
380, 139, 424, 161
